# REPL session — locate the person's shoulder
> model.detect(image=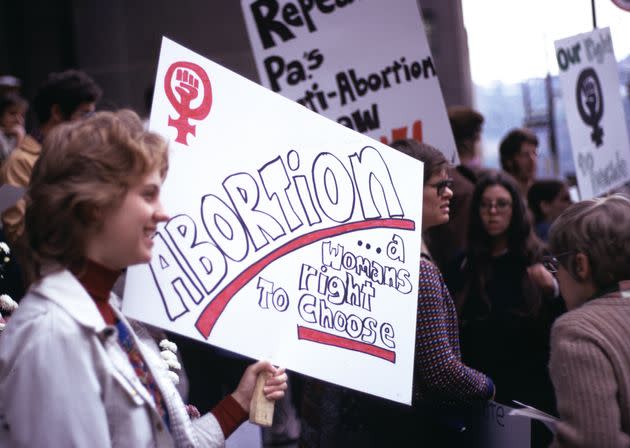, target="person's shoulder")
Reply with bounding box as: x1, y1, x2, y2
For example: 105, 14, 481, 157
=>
551, 301, 613, 342
558, 296, 630, 331
420, 258, 439, 274
553, 304, 589, 327
420, 258, 446, 283
1, 135, 40, 184
2, 292, 84, 349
